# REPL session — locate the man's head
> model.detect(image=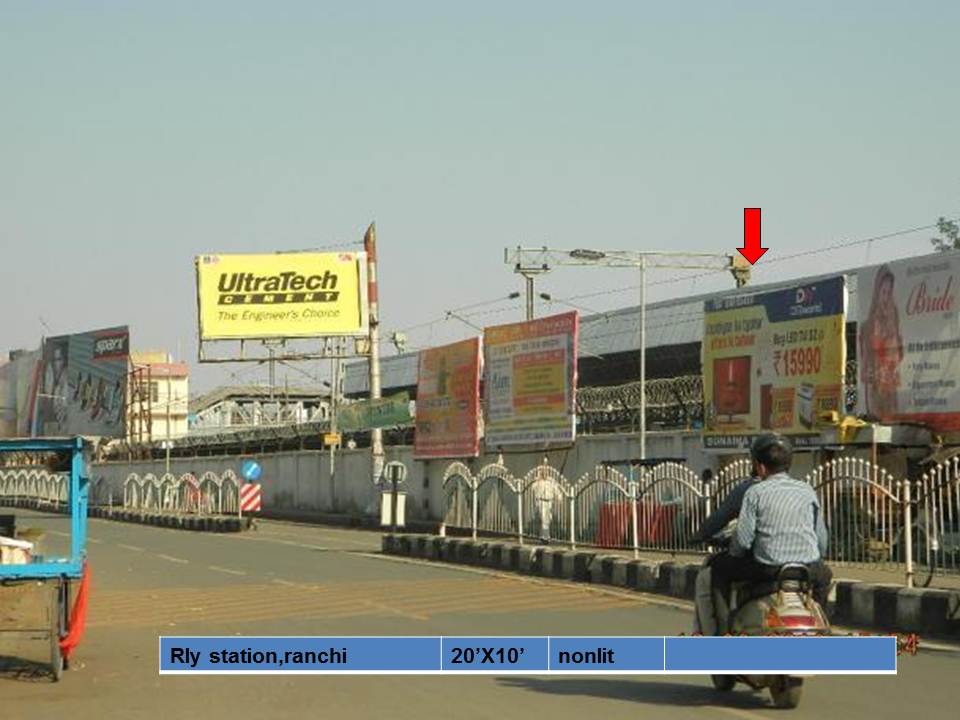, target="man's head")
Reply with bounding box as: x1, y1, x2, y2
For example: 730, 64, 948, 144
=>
750, 433, 793, 478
